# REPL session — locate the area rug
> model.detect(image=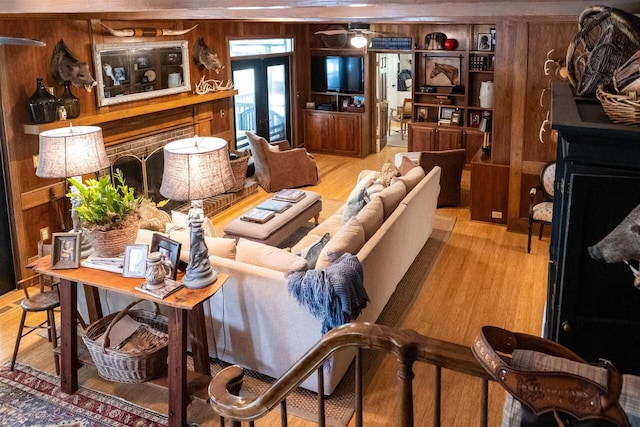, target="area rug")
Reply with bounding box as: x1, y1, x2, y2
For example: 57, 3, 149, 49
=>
209, 213, 457, 426
0, 362, 167, 426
